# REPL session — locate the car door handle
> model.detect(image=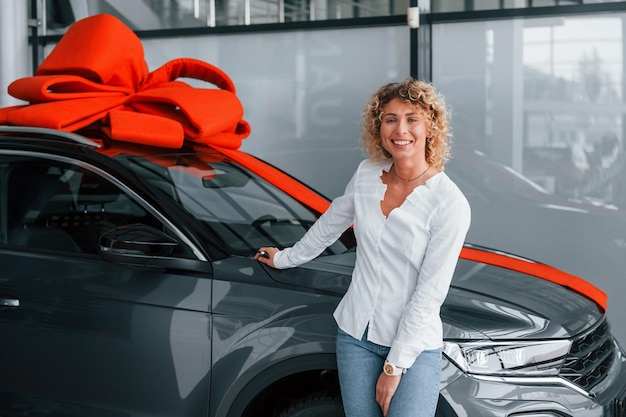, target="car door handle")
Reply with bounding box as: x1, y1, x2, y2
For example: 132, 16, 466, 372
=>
0, 297, 20, 307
